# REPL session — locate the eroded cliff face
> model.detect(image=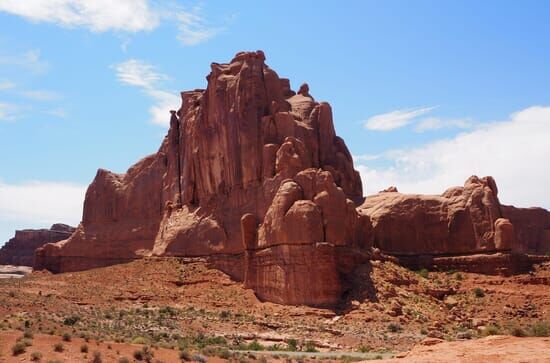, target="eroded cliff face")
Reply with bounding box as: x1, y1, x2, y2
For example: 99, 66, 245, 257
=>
0, 224, 74, 266
35, 51, 368, 307
34, 51, 550, 305
358, 176, 550, 272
